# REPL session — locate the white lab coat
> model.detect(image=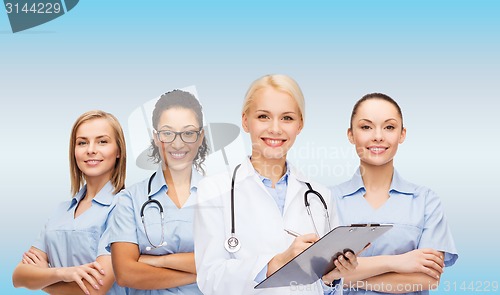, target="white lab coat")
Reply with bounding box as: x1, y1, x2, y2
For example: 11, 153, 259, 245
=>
194, 157, 339, 295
